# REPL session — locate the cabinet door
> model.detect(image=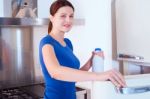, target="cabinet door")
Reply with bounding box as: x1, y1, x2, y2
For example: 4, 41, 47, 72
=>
116, 0, 150, 63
